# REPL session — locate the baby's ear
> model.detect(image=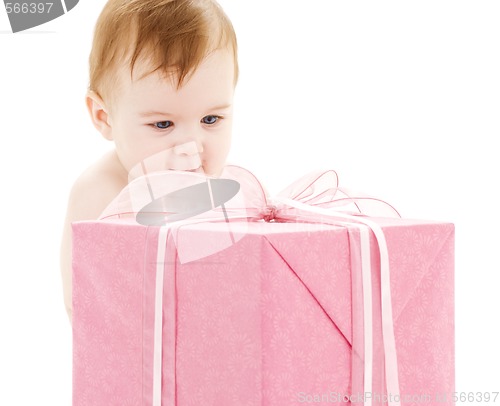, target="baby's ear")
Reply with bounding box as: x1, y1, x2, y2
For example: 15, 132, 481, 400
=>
85, 90, 113, 141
